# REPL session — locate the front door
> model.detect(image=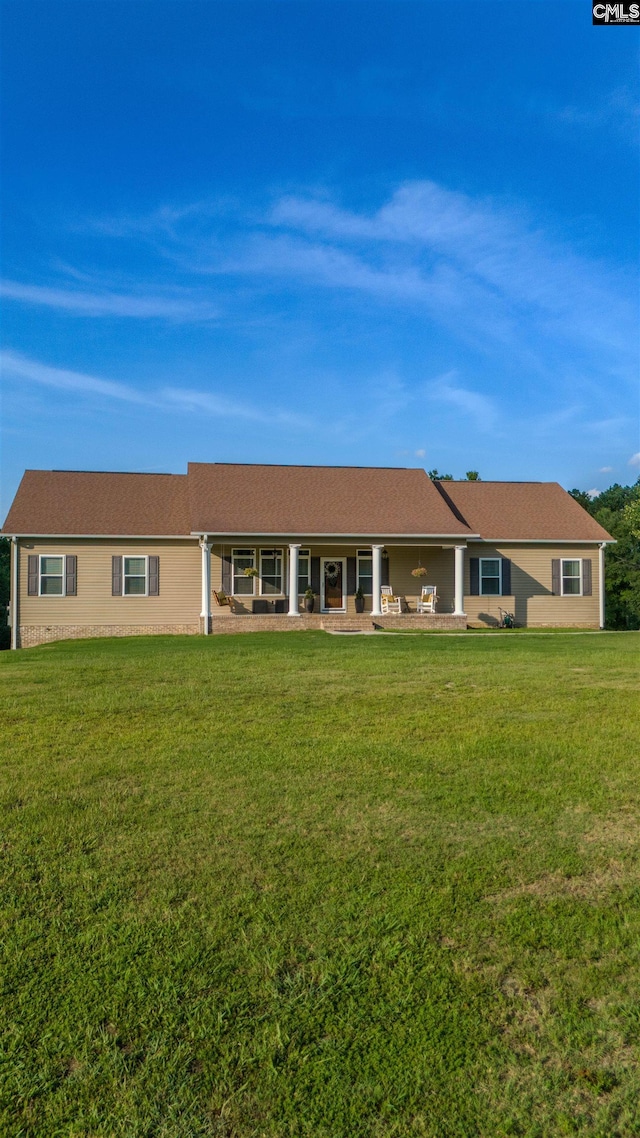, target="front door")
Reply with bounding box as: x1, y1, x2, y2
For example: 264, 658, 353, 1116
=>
322, 558, 345, 612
